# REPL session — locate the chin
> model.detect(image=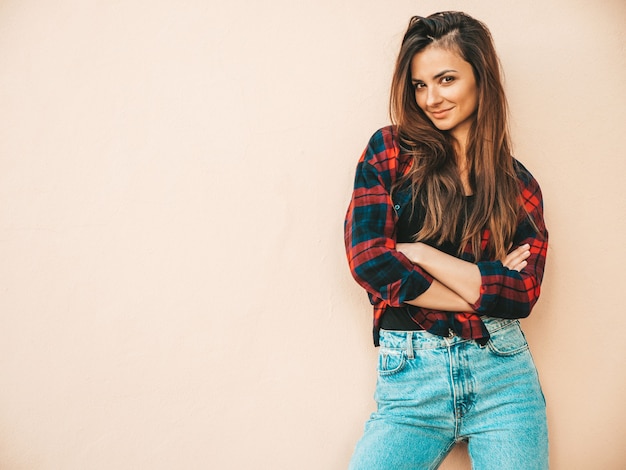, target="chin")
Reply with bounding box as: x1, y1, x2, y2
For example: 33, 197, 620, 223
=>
433, 123, 453, 131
